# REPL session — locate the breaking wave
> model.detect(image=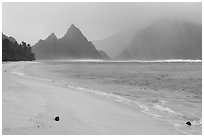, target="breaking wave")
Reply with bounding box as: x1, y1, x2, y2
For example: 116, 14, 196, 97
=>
9, 62, 201, 135
50, 59, 202, 63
